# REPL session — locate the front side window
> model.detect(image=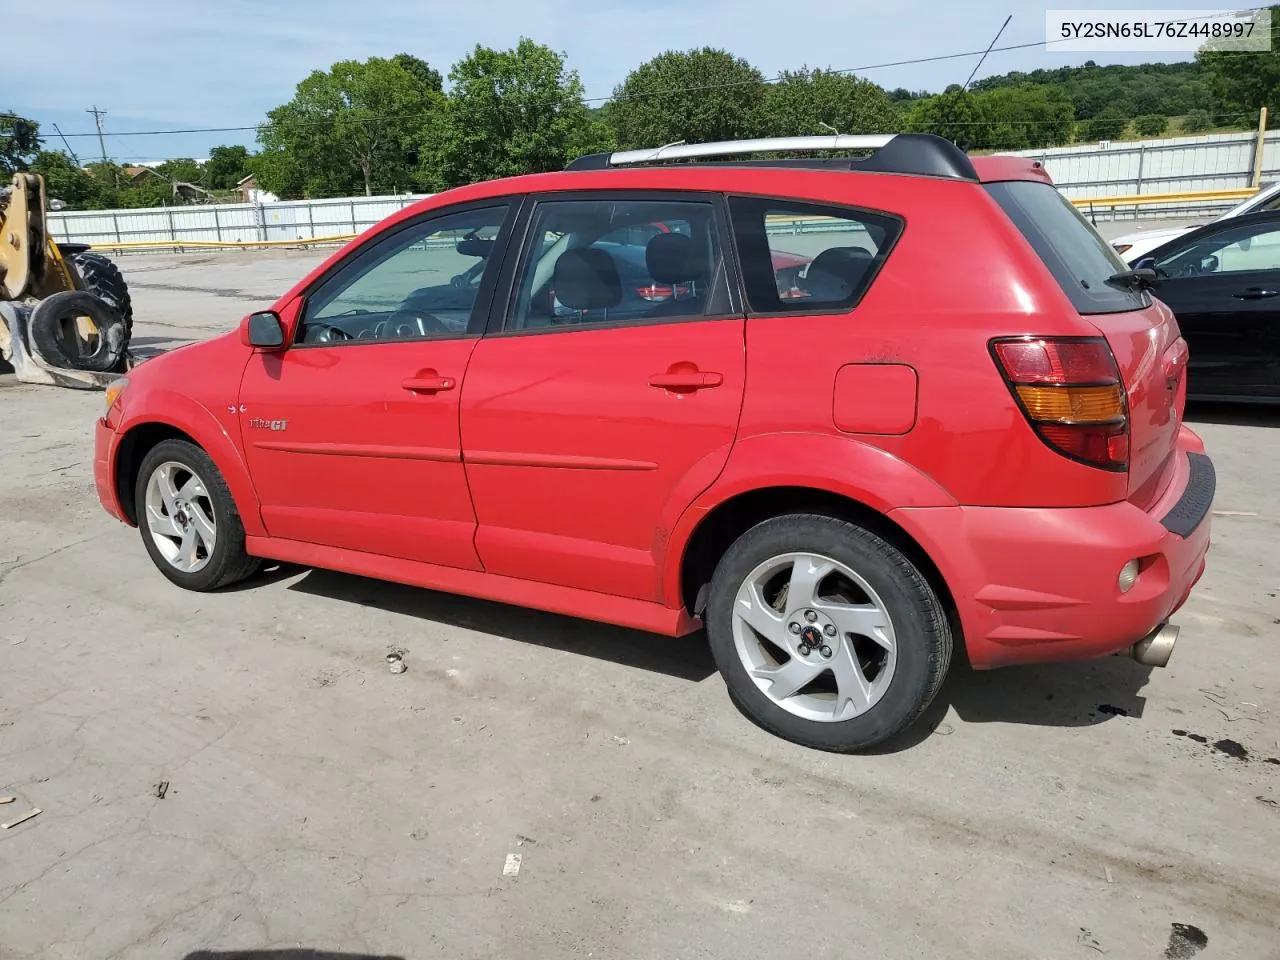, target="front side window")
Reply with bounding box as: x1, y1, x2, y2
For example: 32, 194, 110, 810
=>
505, 197, 728, 333
299, 204, 509, 344
728, 196, 903, 315
1154, 220, 1280, 277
